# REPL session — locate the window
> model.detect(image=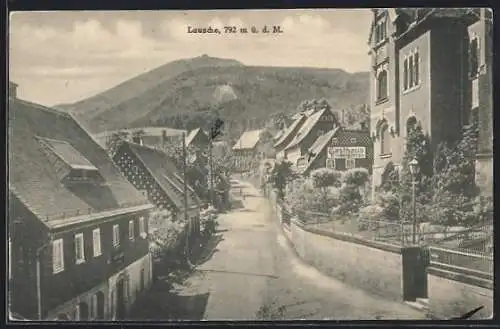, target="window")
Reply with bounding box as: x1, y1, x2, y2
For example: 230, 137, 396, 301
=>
409, 56, 414, 88
129, 220, 135, 241
113, 224, 120, 248
376, 70, 388, 101
75, 233, 85, 264
346, 159, 356, 169
52, 238, 64, 273
414, 52, 419, 85
139, 217, 146, 236
375, 19, 387, 44
92, 228, 102, 257
403, 58, 409, 90
326, 158, 336, 169
380, 124, 391, 156
403, 50, 420, 91
469, 37, 479, 77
